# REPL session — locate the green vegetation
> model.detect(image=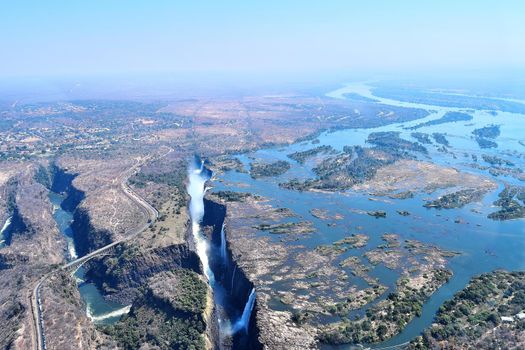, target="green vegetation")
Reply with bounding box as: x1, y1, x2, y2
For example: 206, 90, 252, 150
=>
287, 145, 335, 164
316, 234, 368, 256
323, 285, 387, 317
33, 165, 51, 188
210, 155, 246, 173
249, 160, 291, 178
129, 166, 187, 209
281, 133, 429, 192
367, 210, 386, 218
214, 190, 260, 202
482, 154, 514, 167
281, 146, 398, 191
129, 168, 186, 189
409, 271, 525, 349
102, 307, 205, 350
424, 188, 486, 209
473, 124, 500, 139
318, 237, 457, 345
366, 131, 428, 154
102, 269, 207, 350
432, 133, 449, 146
473, 125, 500, 149
409, 112, 472, 129
476, 138, 498, 149
319, 269, 452, 345
253, 221, 315, 234
410, 132, 432, 144
150, 269, 208, 315
488, 185, 525, 220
